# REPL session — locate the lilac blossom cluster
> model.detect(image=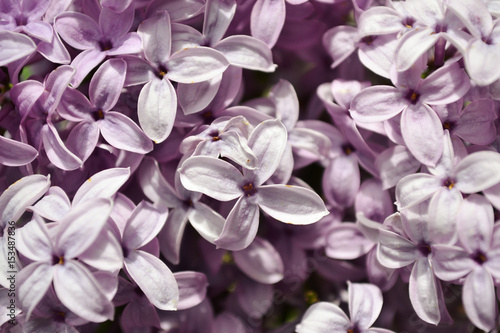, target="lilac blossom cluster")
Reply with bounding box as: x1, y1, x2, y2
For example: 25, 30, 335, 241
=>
1, 0, 500, 332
